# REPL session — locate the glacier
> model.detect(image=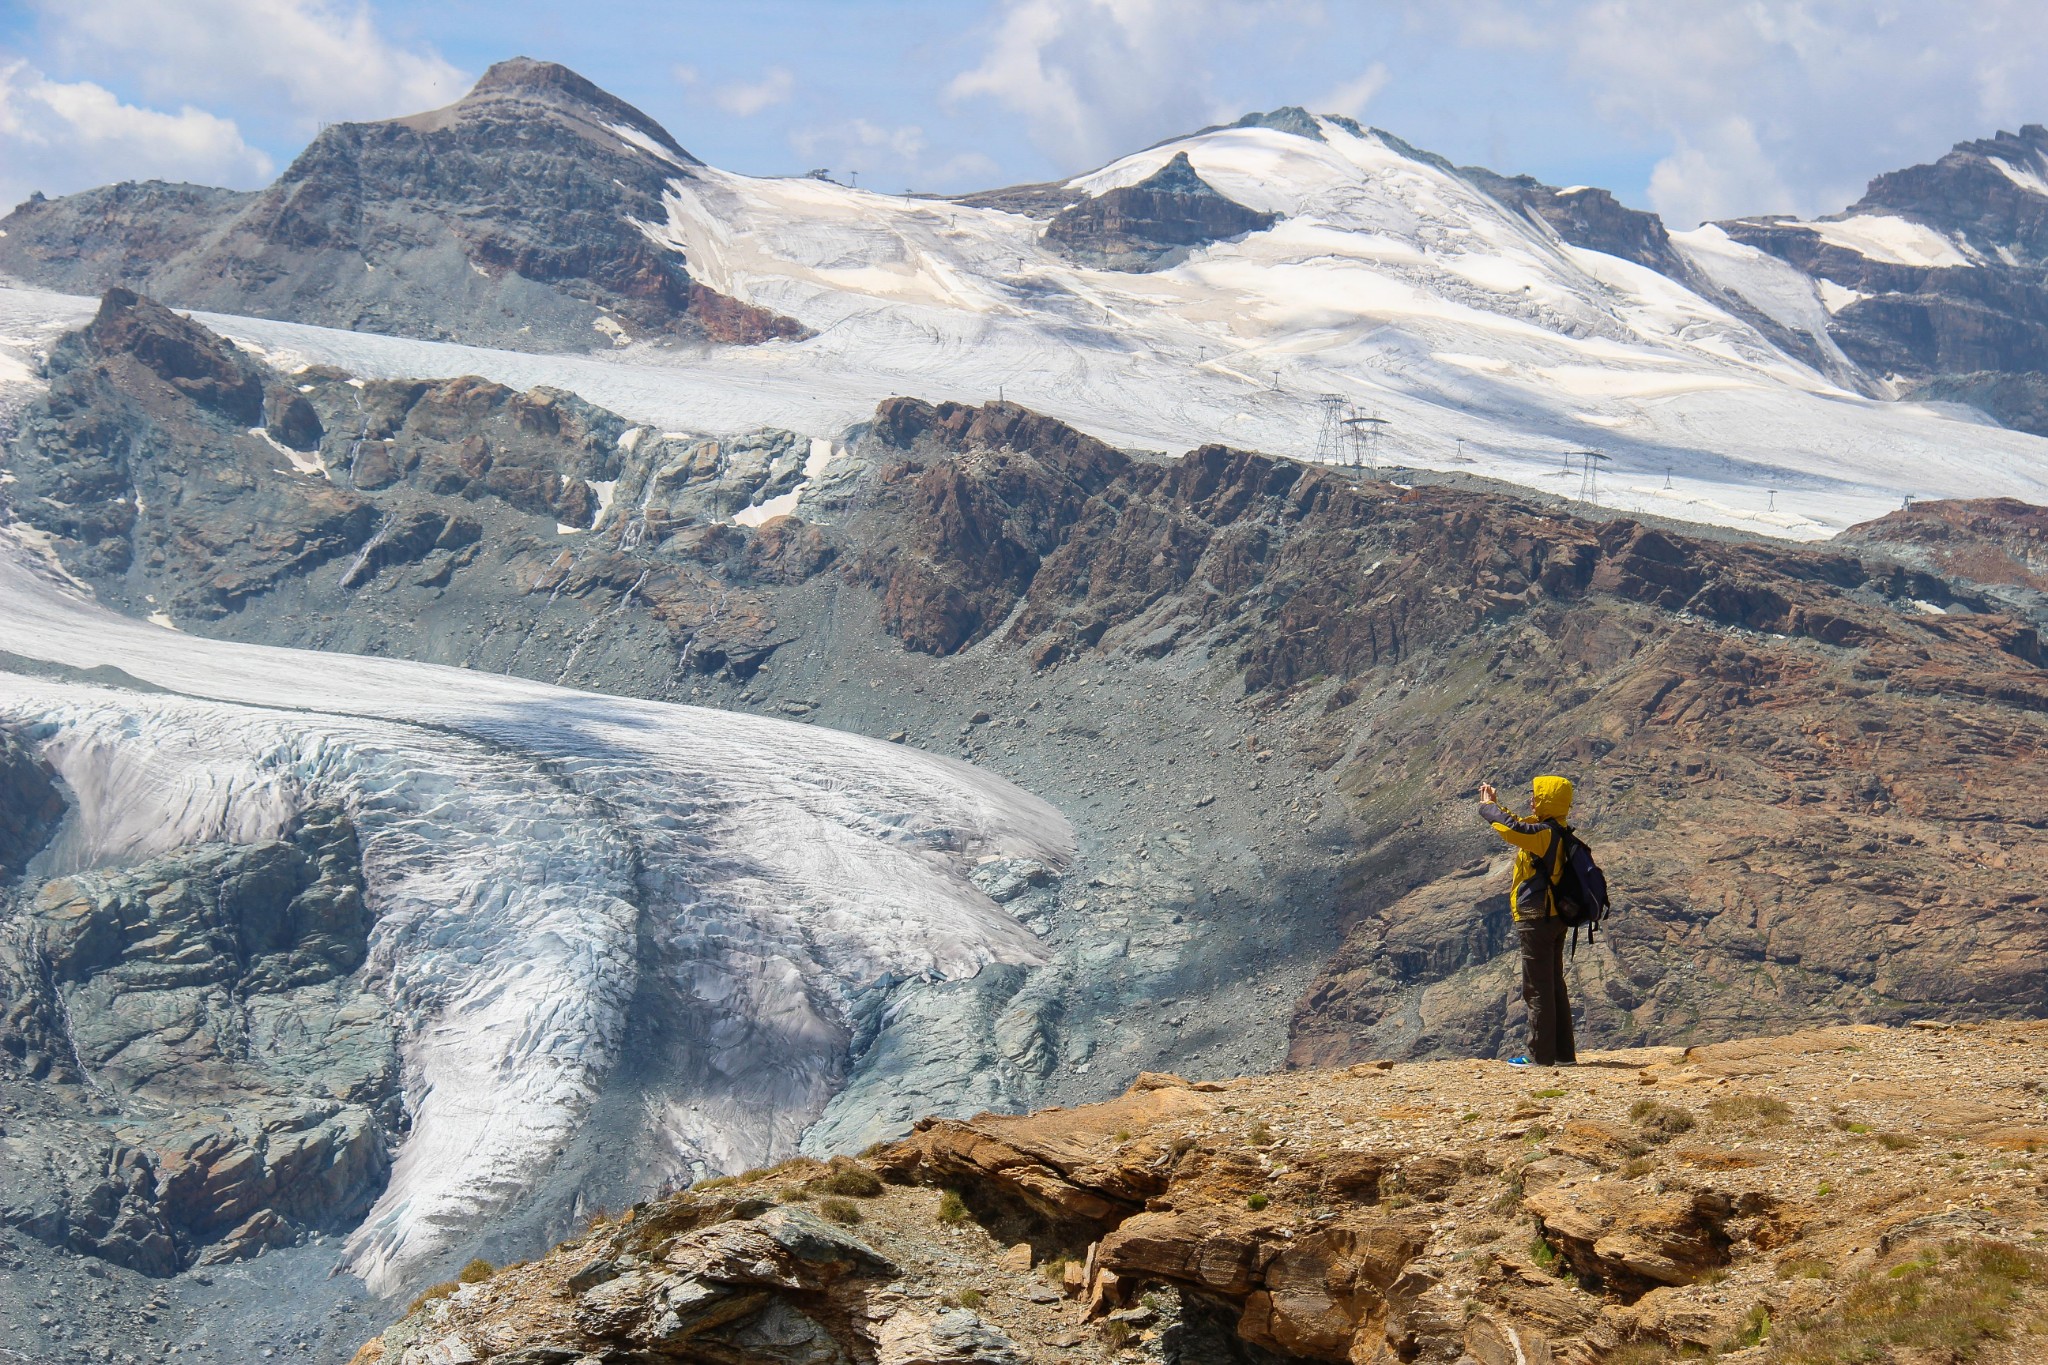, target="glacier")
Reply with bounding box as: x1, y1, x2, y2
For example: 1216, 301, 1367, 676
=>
8, 112, 2048, 544
0, 532, 1072, 1291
